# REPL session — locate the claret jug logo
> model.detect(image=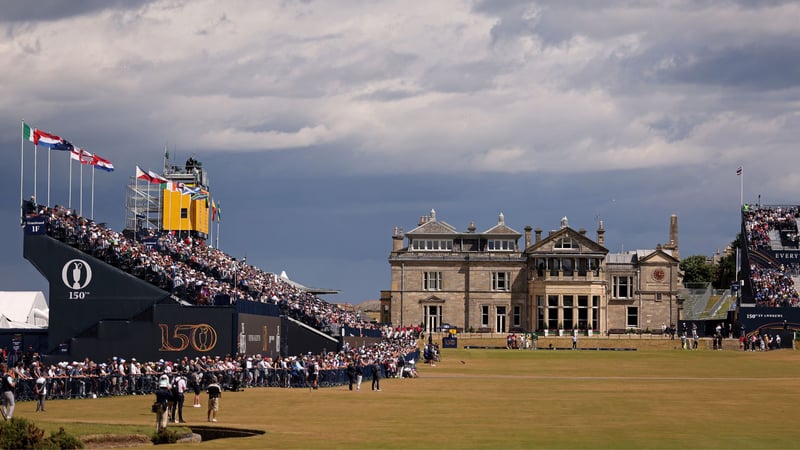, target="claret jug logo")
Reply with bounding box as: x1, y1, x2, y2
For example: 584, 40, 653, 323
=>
61, 259, 92, 299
